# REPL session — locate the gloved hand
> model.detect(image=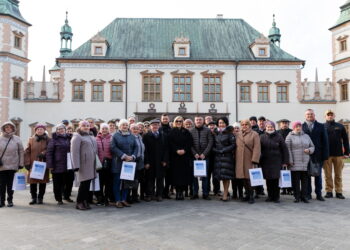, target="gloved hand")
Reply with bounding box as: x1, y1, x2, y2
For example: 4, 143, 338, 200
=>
37, 153, 46, 161
18, 166, 24, 170
25, 165, 31, 171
